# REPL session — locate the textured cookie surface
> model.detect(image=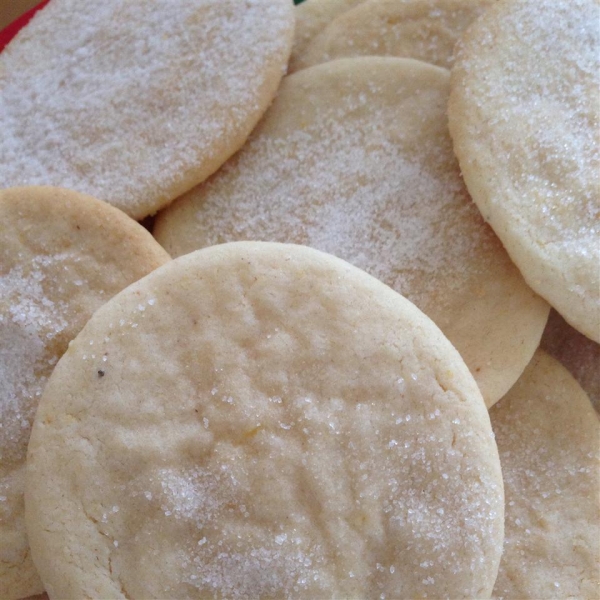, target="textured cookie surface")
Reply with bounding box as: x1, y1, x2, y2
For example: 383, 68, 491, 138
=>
541, 310, 600, 413
490, 350, 600, 599
302, 0, 493, 70
0, 0, 294, 219
449, 0, 600, 341
26, 242, 504, 599
290, 0, 363, 72
0, 187, 170, 600
155, 57, 549, 407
